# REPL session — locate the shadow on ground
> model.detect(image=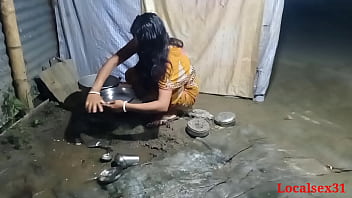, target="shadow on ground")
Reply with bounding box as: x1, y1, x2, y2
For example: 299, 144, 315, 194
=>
62, 91, 160, 144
